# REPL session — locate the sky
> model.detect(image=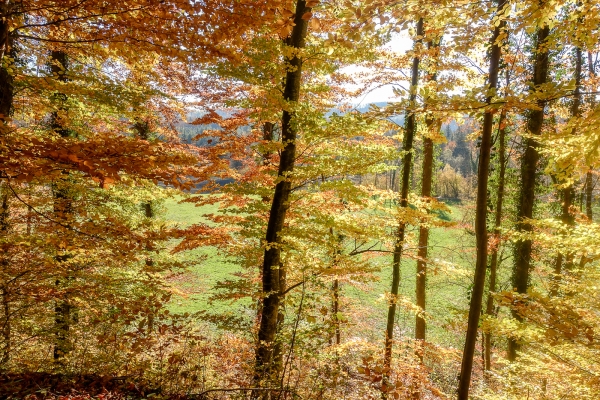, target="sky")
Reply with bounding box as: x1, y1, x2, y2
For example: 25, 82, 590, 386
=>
348, 31, 414, 106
